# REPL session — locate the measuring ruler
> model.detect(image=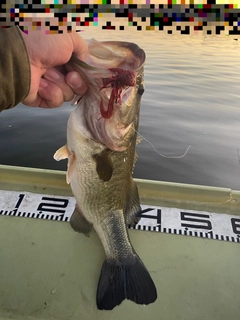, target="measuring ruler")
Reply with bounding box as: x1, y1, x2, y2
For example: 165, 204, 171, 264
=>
0, 190, 239, 243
